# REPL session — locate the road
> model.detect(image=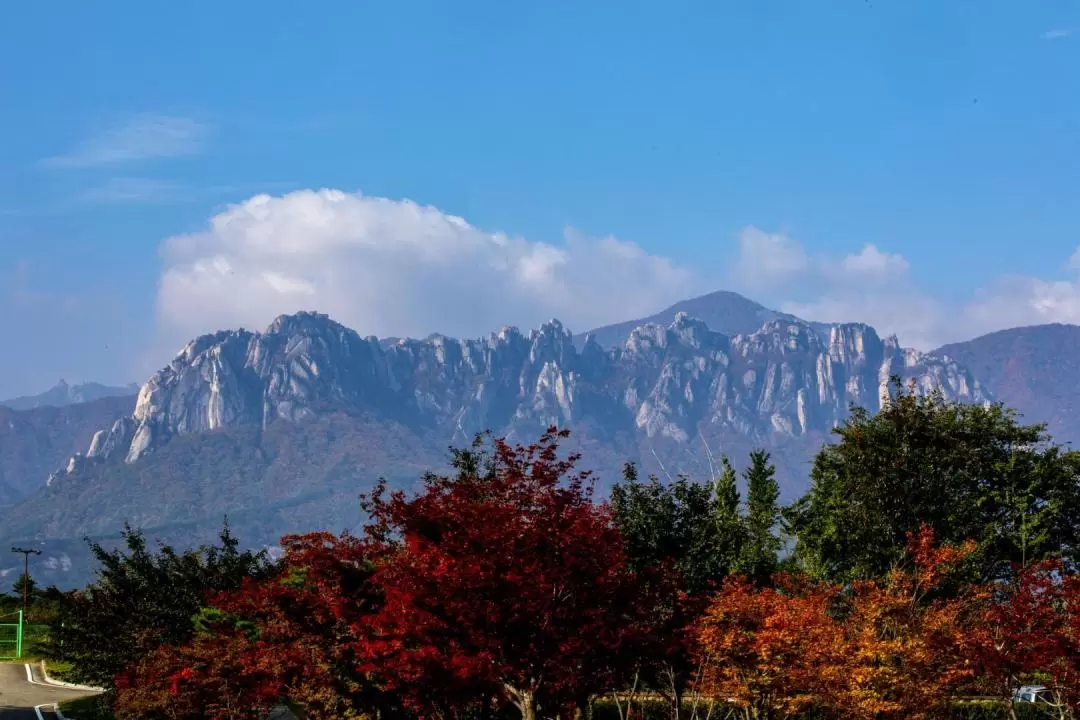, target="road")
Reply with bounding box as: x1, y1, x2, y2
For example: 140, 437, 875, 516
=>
0, 663, 99, 719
